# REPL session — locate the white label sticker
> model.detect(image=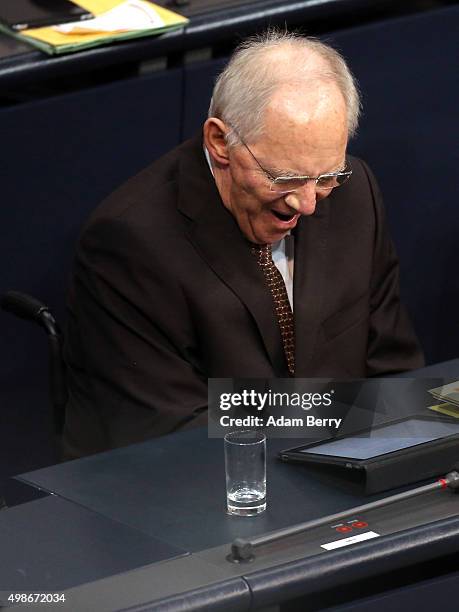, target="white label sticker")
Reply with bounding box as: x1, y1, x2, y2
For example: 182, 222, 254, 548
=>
321, 530, 380, 550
